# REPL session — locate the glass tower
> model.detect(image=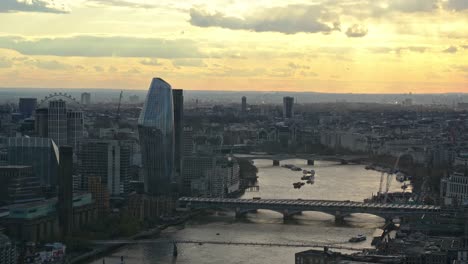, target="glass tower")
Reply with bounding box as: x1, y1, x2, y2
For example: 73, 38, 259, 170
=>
138, 78, 174, 195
